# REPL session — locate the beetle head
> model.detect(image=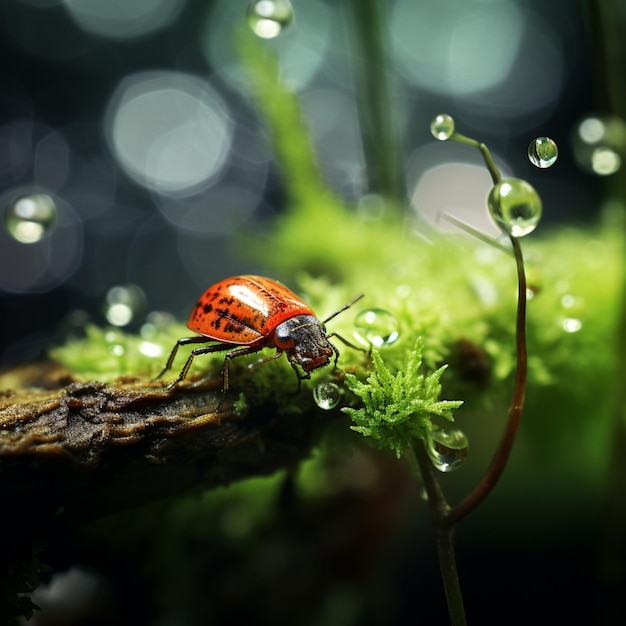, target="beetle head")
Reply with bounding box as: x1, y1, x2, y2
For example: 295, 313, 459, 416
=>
274, 315, 336, 372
